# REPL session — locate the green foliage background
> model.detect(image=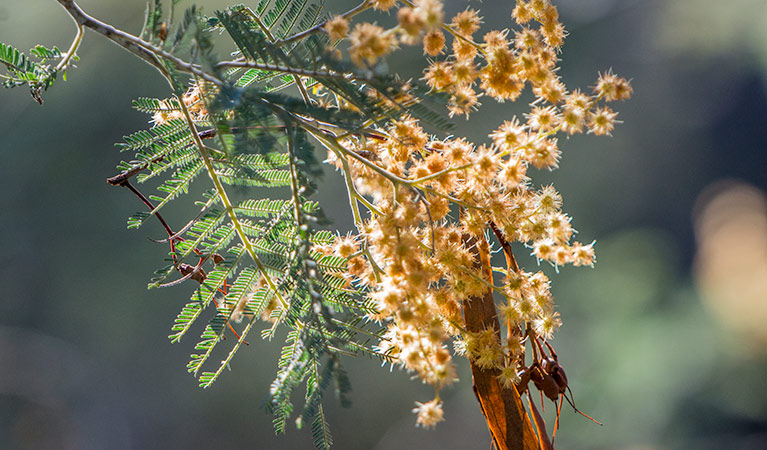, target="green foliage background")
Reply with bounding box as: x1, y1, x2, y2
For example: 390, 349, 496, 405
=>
1, 1, 766, 449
